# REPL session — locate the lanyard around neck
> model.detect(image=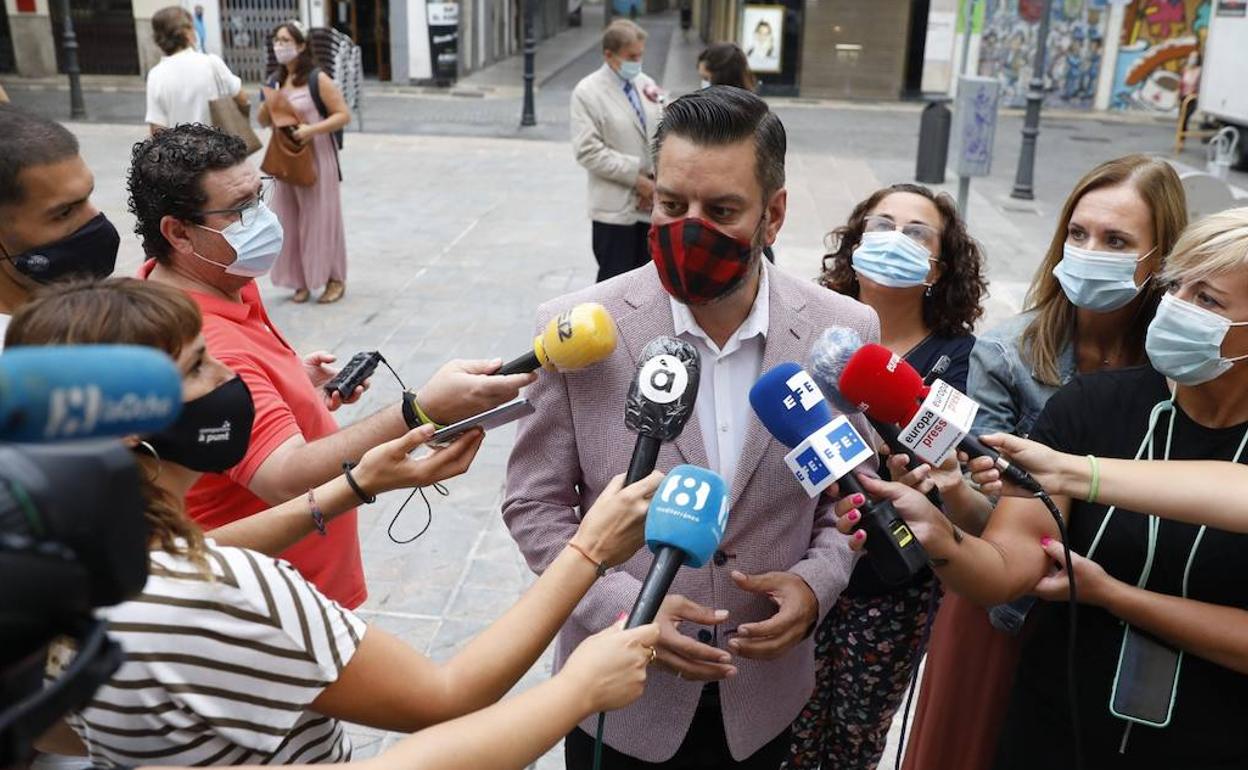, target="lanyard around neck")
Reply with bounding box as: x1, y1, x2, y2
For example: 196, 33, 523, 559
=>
1087, 398, 1248, 598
